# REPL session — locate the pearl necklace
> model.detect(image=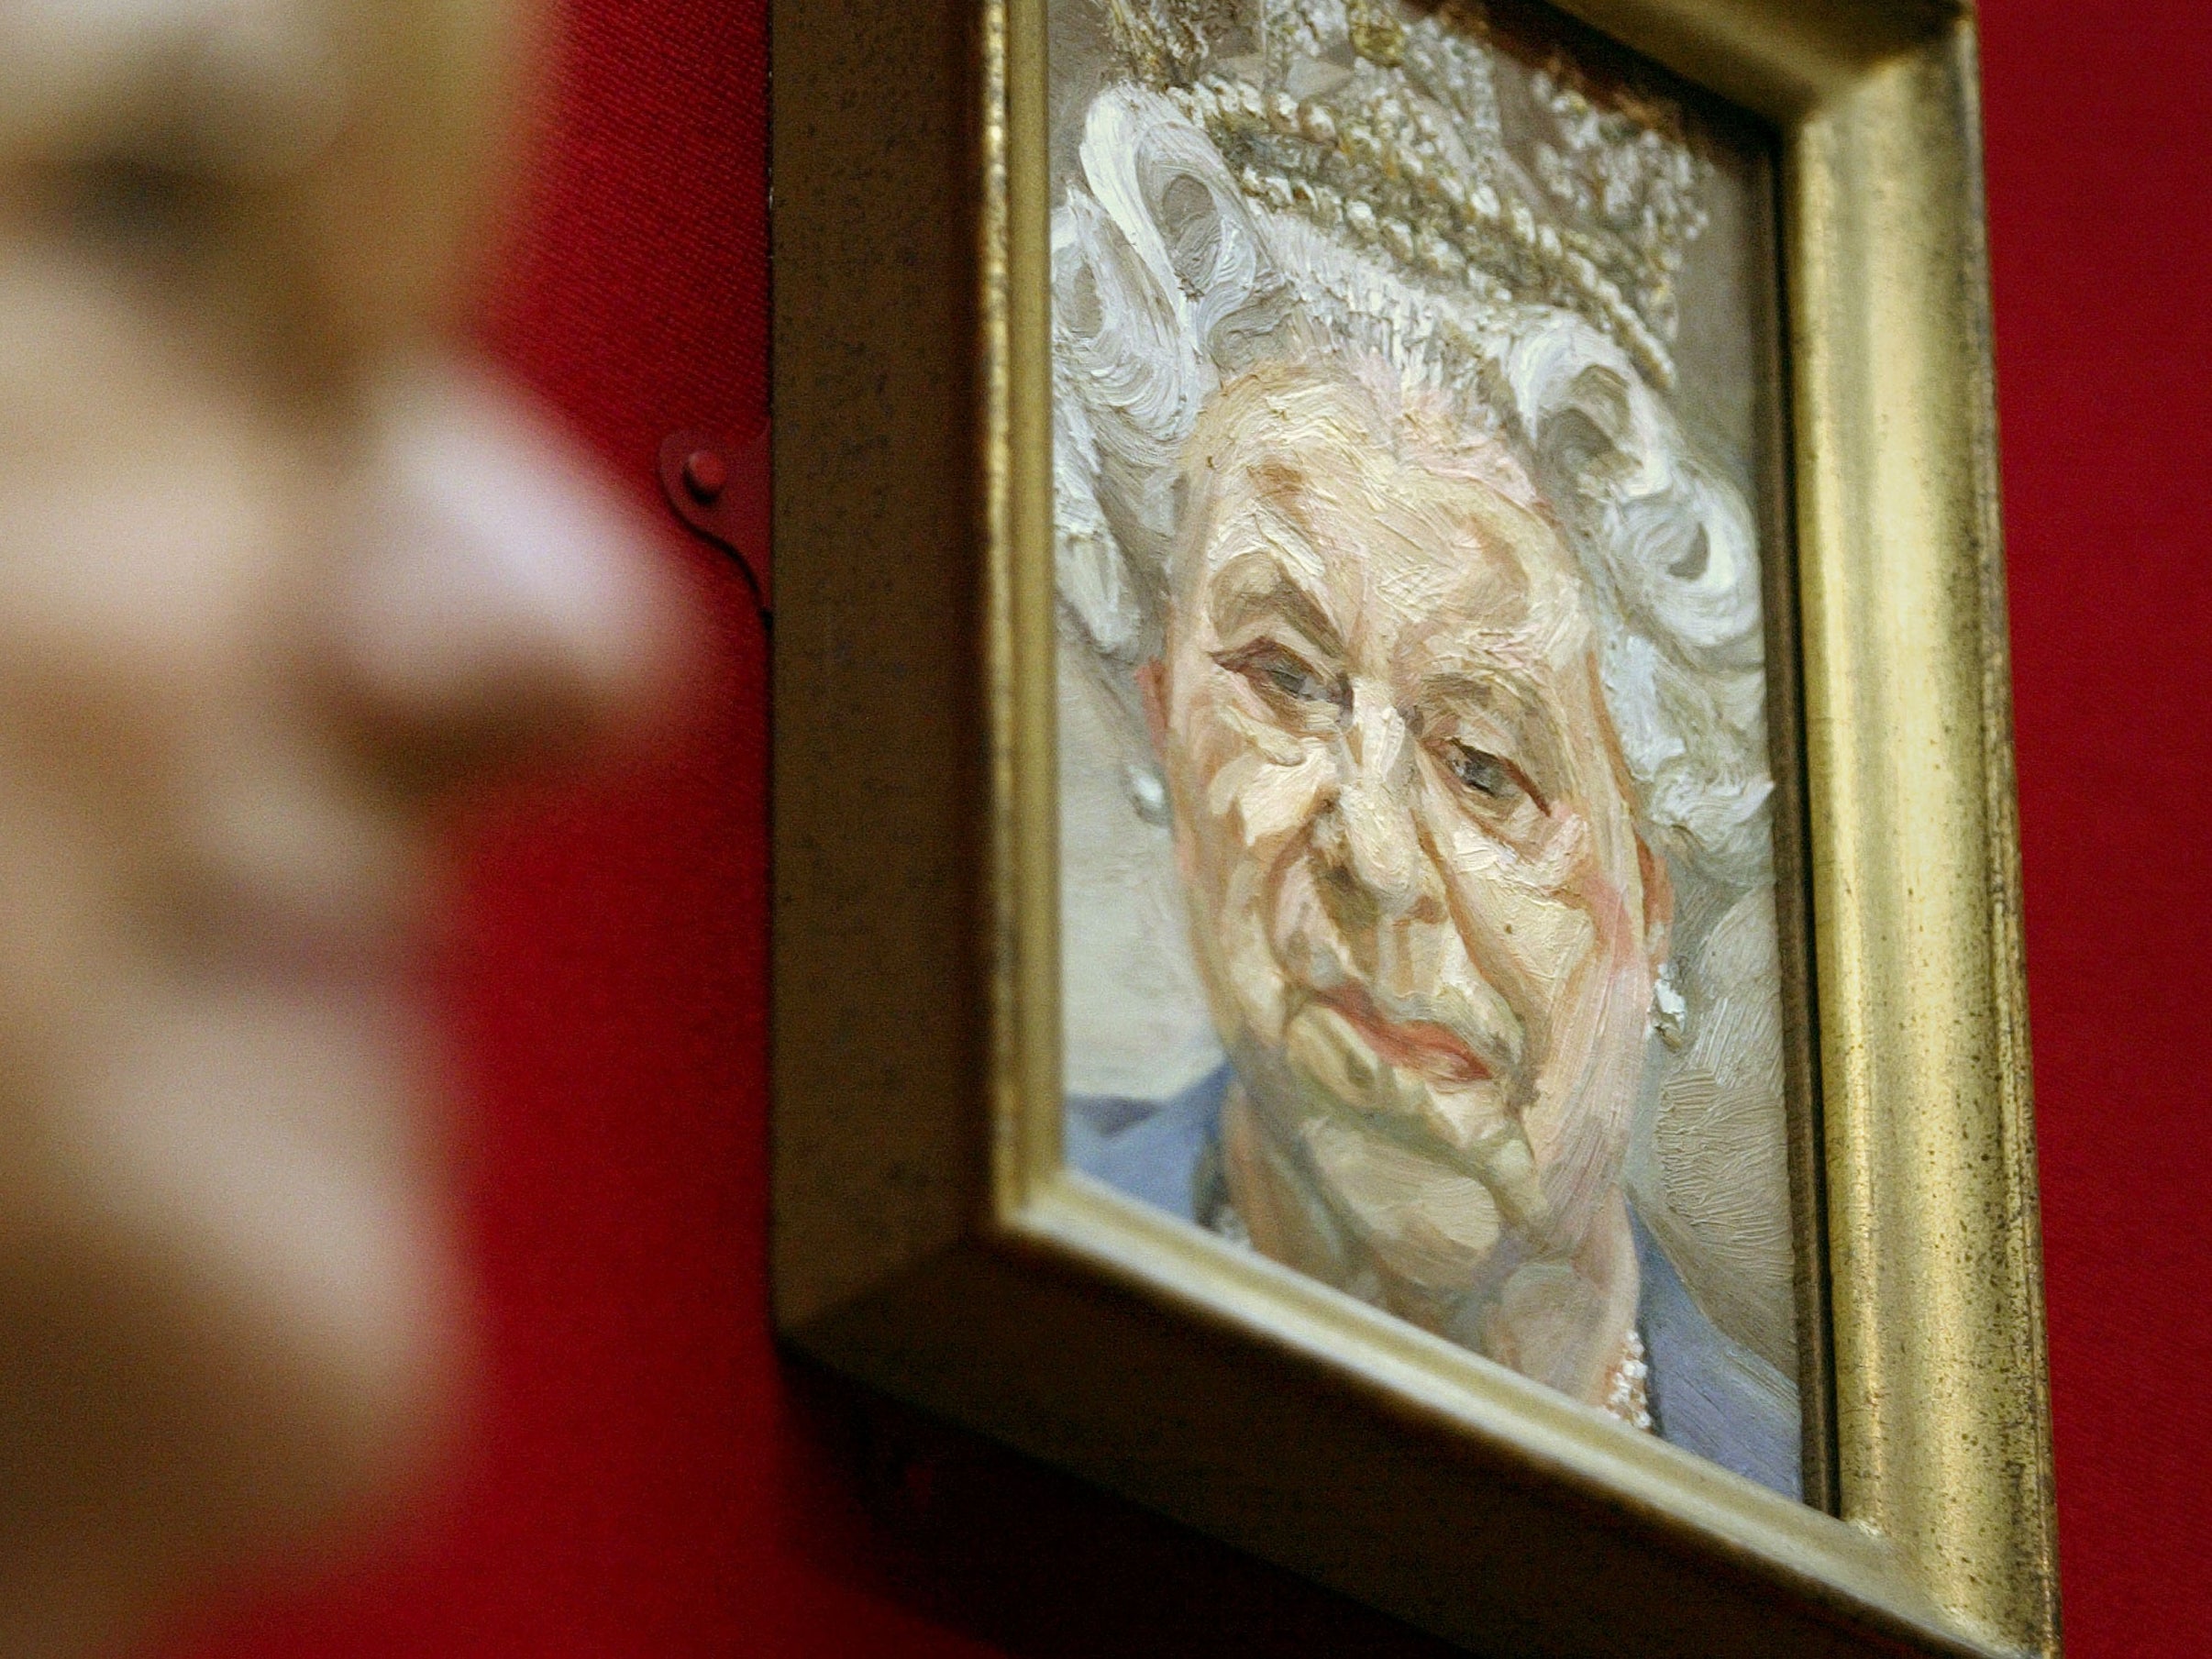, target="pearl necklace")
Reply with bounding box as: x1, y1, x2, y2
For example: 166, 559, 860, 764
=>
1205, 1185, 1655, 1432
1602, 1329, 1653, 1432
